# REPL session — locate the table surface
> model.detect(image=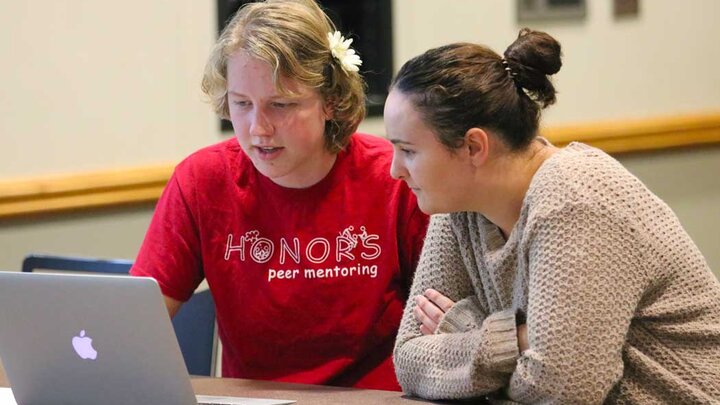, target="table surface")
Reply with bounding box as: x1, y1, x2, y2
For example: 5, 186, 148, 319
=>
0, 360, 464, 404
